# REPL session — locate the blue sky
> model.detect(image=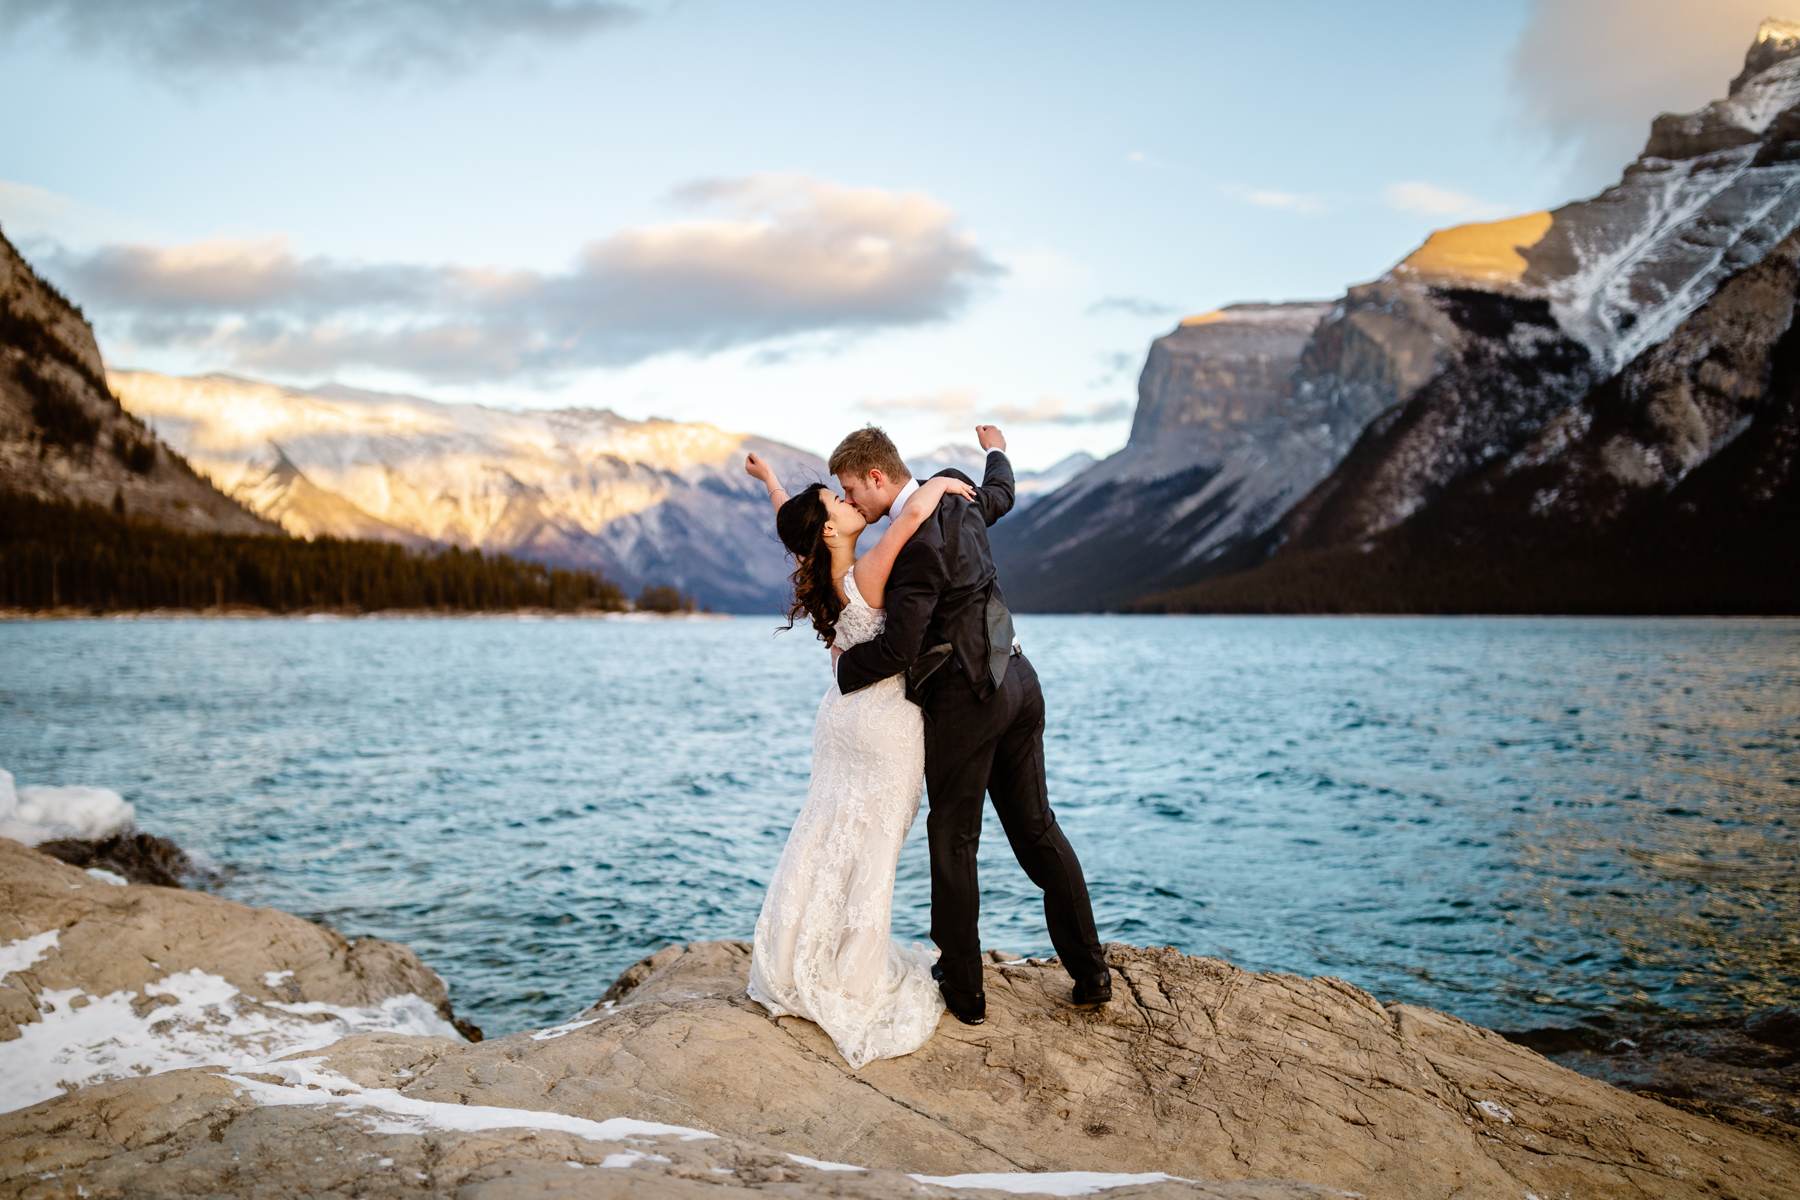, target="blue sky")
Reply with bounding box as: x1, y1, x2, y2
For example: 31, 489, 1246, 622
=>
0, 1, 1783, 468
